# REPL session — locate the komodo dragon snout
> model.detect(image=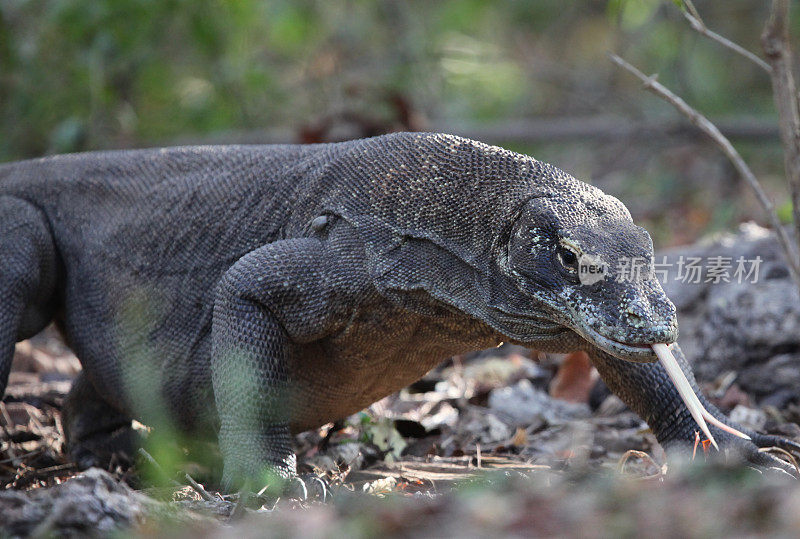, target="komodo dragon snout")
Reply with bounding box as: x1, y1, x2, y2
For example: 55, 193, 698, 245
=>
506, 193, 678, 363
